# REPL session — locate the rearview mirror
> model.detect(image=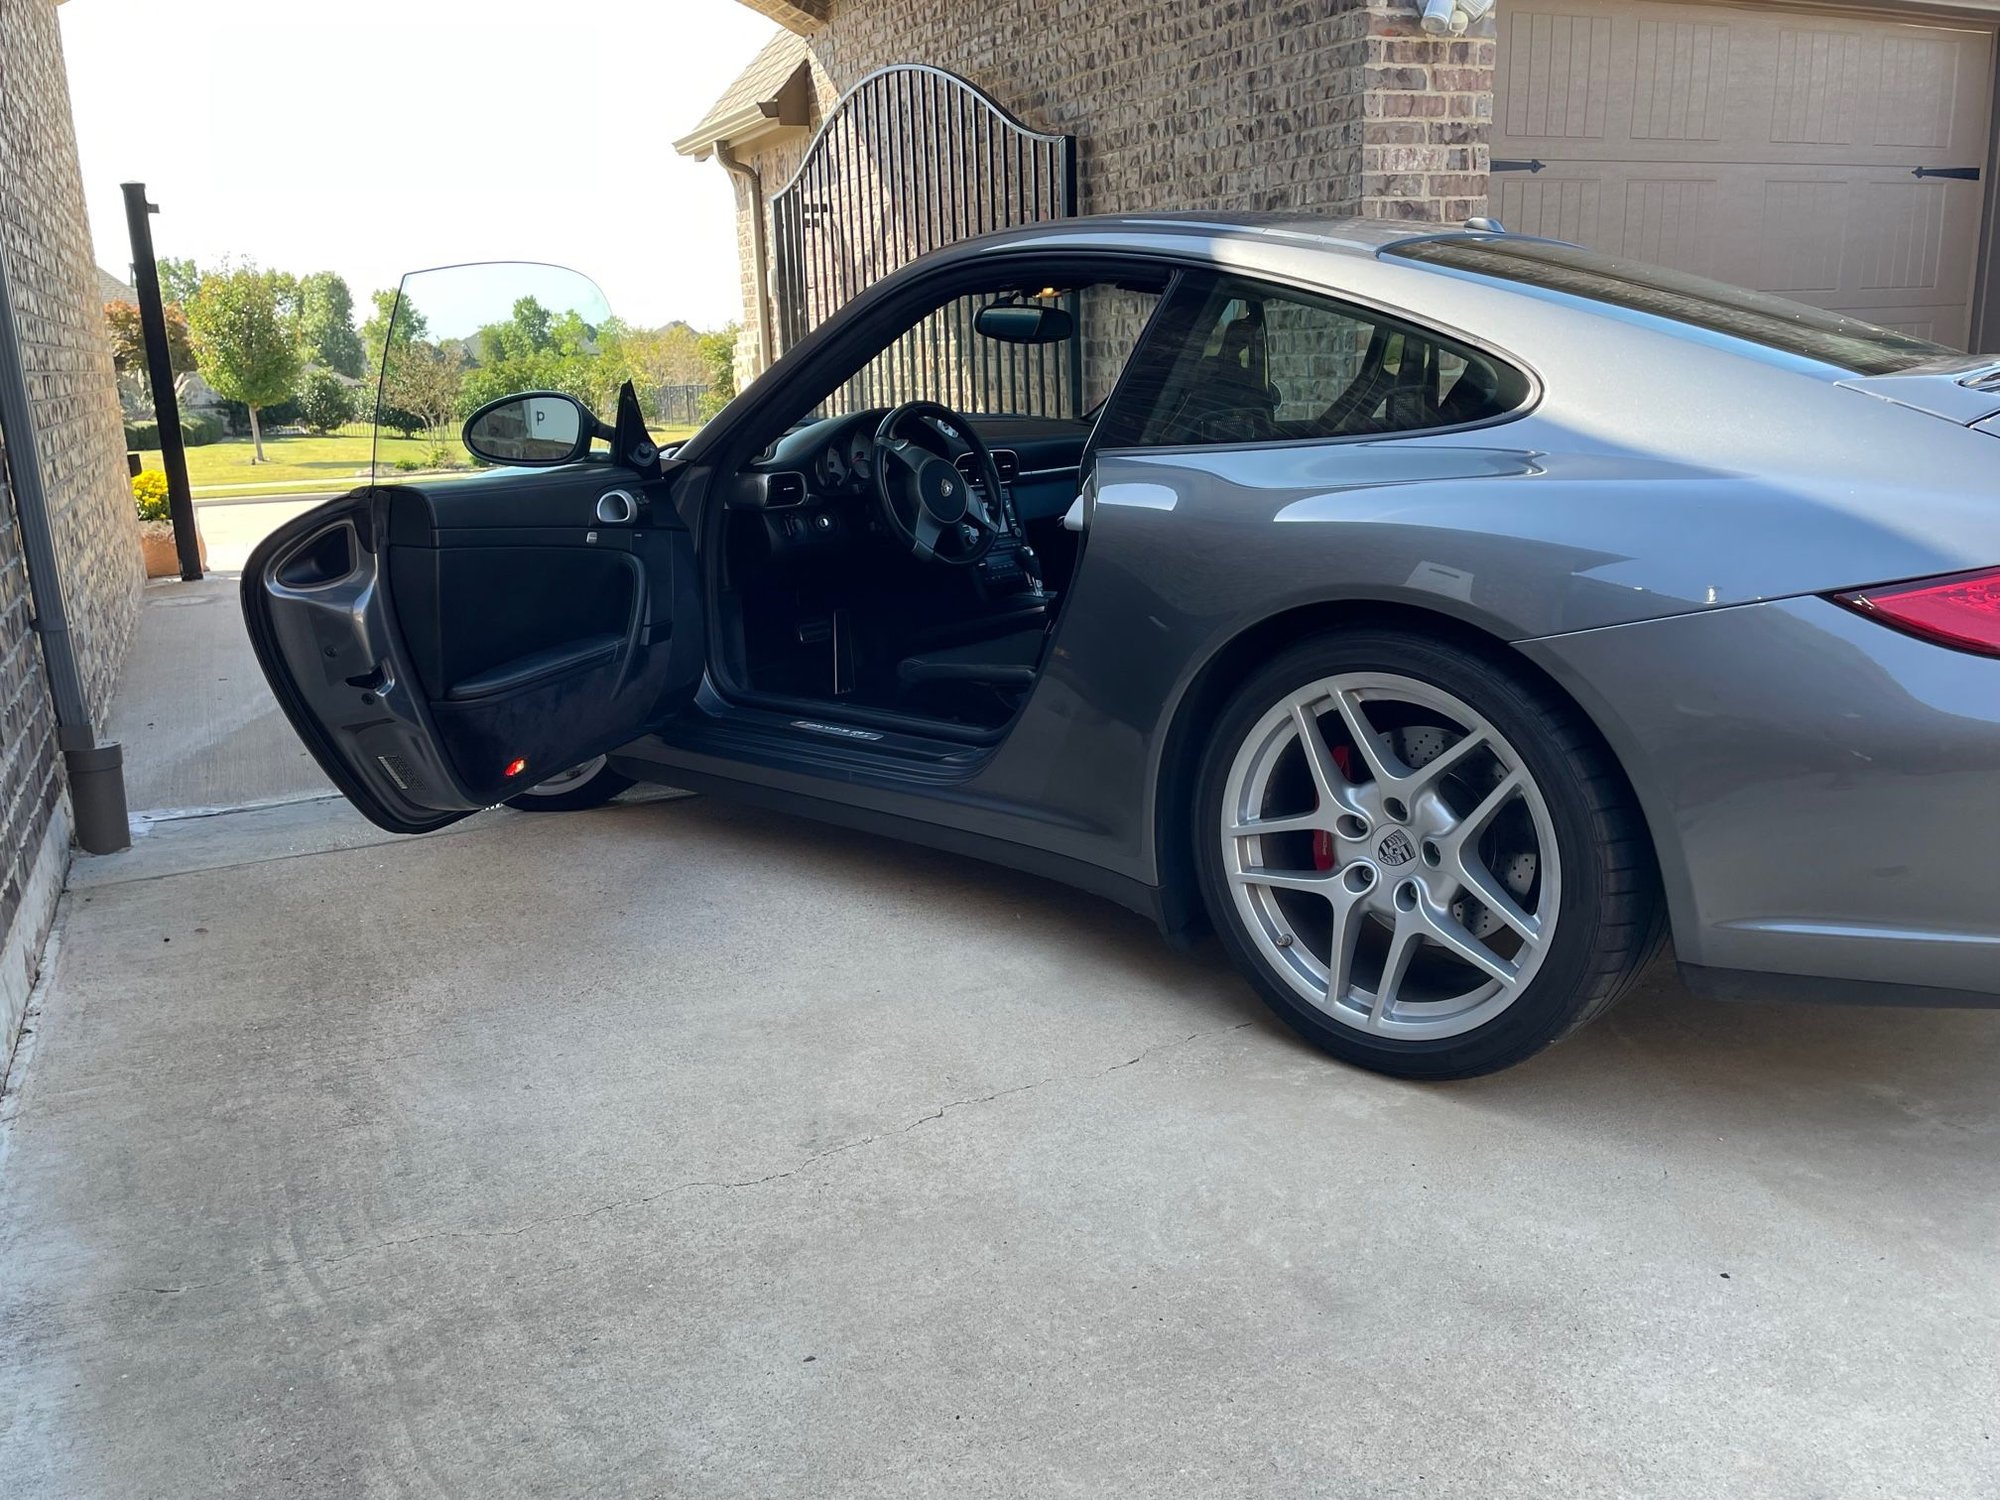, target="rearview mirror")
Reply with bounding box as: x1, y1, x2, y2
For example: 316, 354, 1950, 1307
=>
462, 391, 598, 467
975, 302, 1074, 345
